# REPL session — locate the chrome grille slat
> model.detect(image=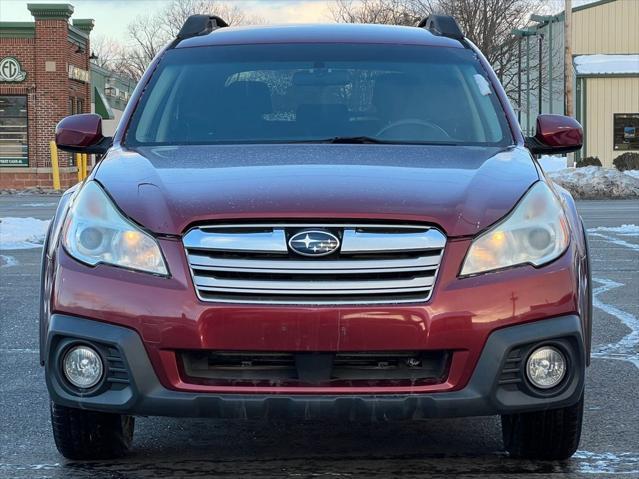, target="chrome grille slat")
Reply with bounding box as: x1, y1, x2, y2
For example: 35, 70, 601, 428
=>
341, 228, 445, 253
197, 286, 432, 296
183, 228, 288, 252
188, 253, 442, 274
194, 275, 435, 293
183, 223, 446, 305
